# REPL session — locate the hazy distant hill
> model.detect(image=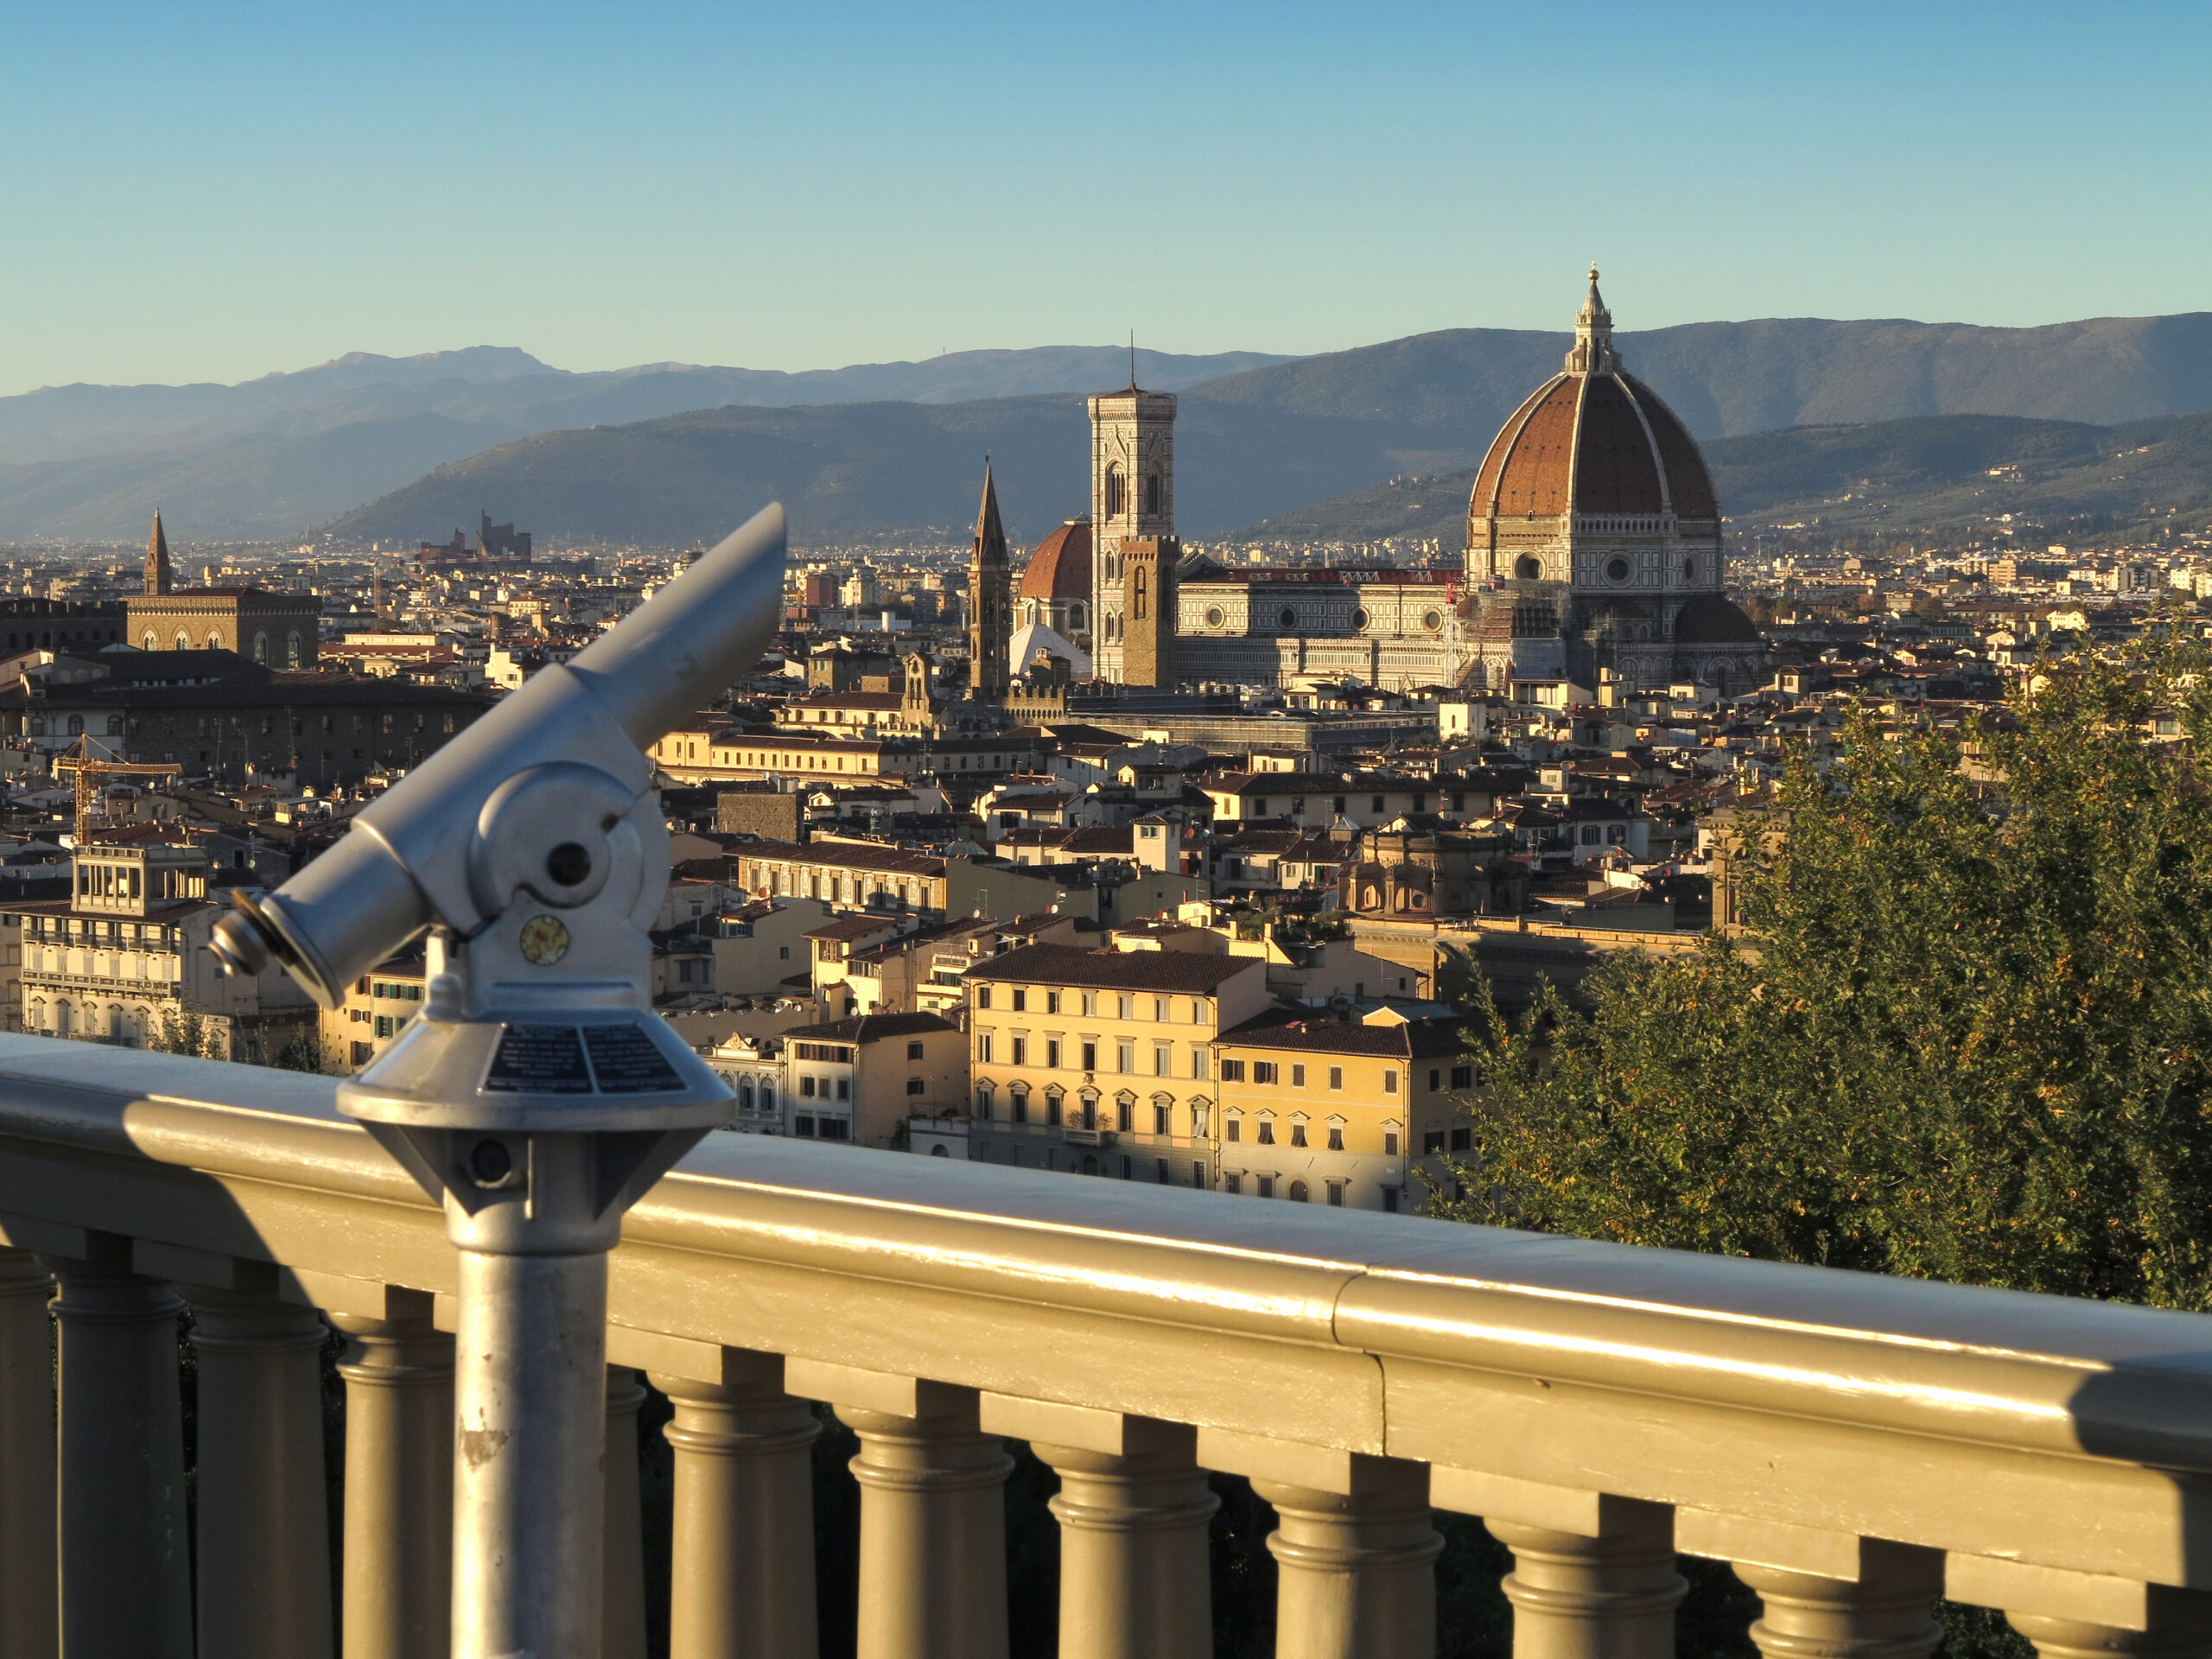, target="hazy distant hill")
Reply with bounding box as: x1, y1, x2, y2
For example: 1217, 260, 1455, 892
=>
1189, 313, 2212, 450
10, 314, 2212, 542
1233, 410, 2212, 546
325, 396, 1450, 548
0, 344, 1291, 540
